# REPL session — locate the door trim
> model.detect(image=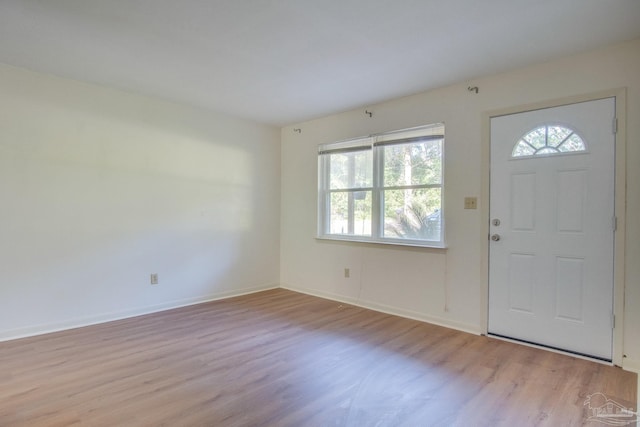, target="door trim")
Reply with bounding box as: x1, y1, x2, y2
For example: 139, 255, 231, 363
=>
480, 89, 627, 366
